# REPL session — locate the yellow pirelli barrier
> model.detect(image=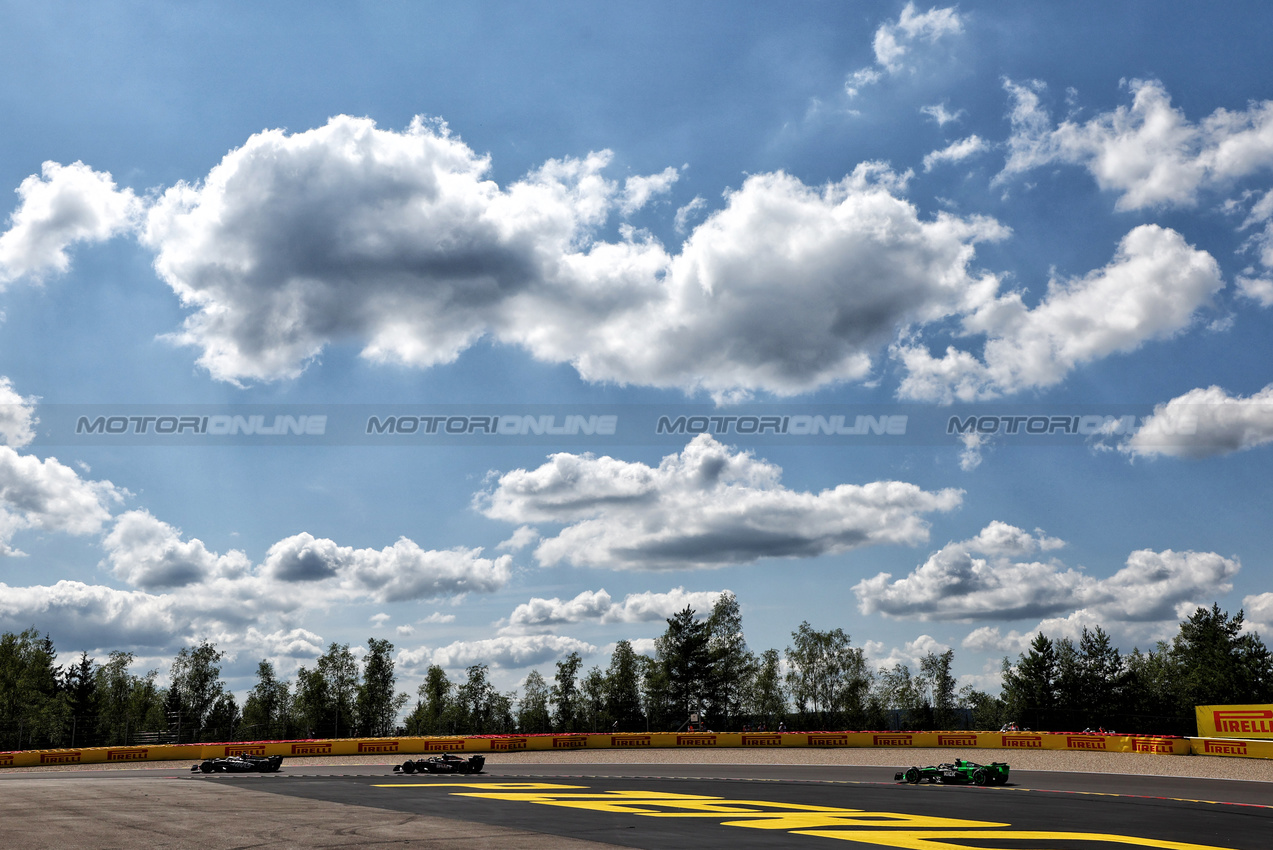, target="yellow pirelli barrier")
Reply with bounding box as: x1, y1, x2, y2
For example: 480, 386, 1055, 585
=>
1195, 703, 1273, 738
1190, 737, 1273, 759
0, 730, 1225, 768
